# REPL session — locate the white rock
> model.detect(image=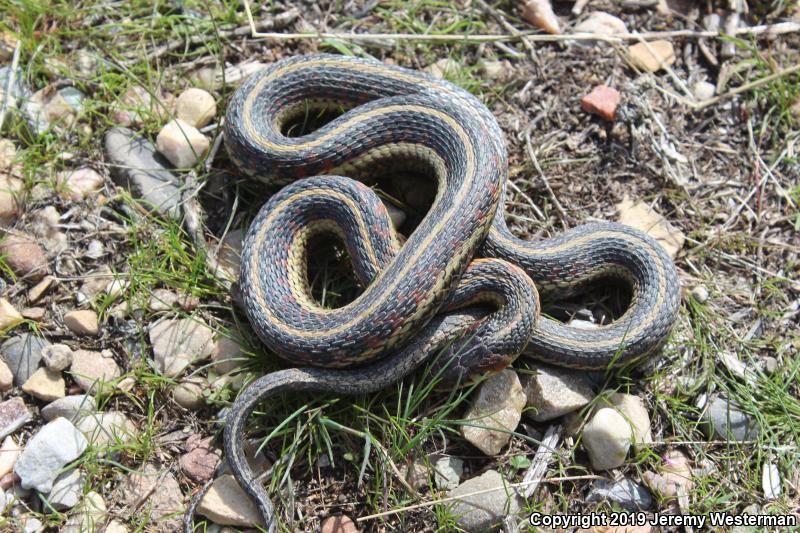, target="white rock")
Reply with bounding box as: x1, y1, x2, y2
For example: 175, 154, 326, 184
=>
0, 436, 21, 478
85, 239, 105, 259
691, 285, 709, 303
521, 364, 594, 421
14, 417, 88, 493
57, 168, 104, 200
105, 278, 128, 300
433, 455, 463, 490
583, 407, 631, 470
156, 119, 210, 168
41, 343, 73, 371
41, 395, 97, 422
21, 367, 65, 401
573, 11, 627, 37
583, 393, 652, 470
446, 470, 523, 532
75, 411, 136, 446
460, 370, 526, 455
70, 350, 121, 392
762, 462, 781, 500
197, 474, 262, 527
150, 318, 215, 377
22, 517, 43, 533
607, 393, 653, 451
47, 468, 84, 510
176, 88, 217, 128
693, 81, 715, 101
61, 490, 106, 533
